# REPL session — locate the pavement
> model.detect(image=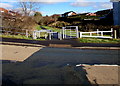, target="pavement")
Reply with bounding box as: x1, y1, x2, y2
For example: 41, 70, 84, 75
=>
1, 44, 43, 61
